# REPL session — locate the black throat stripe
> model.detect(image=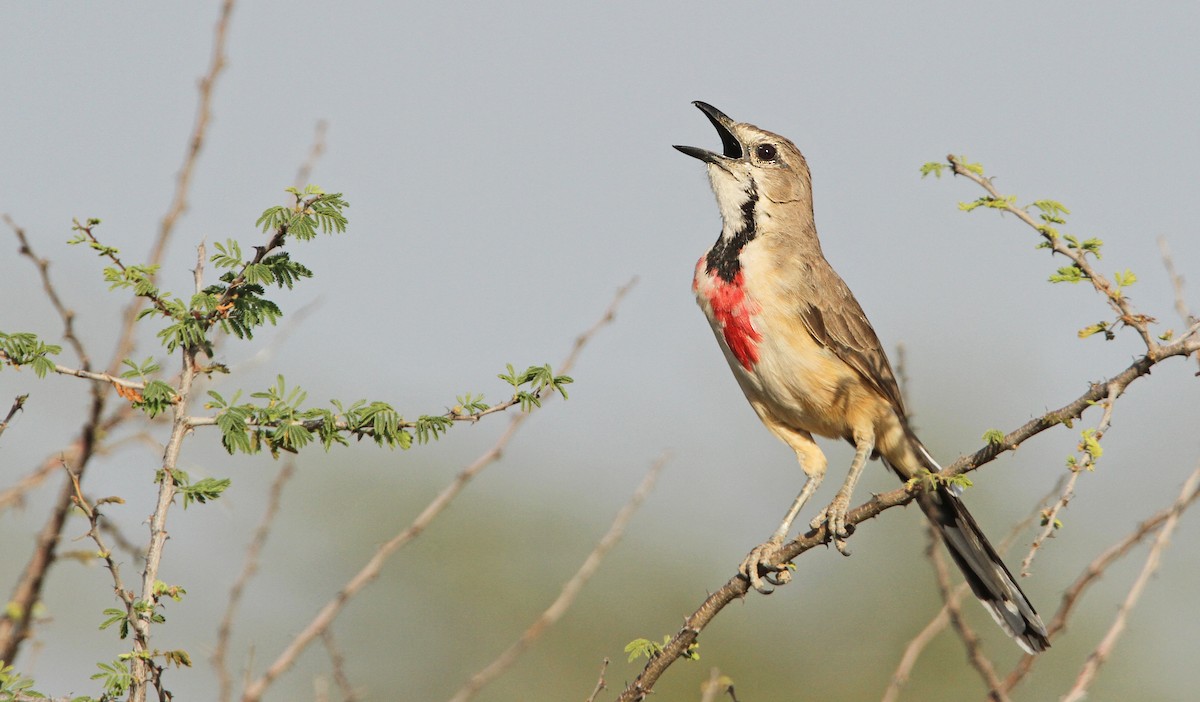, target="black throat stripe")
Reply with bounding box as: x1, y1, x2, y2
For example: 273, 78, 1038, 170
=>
705, 181, 758, 283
